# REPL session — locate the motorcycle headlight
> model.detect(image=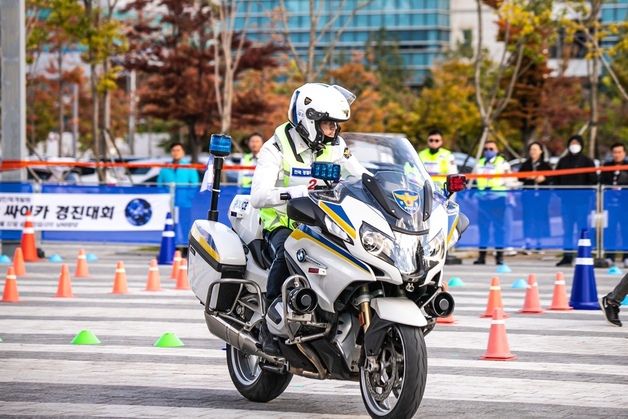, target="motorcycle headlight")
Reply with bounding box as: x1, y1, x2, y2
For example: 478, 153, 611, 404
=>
360, 223, 394, 262
426, 230, 446, 261
324, 215, 350, 242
